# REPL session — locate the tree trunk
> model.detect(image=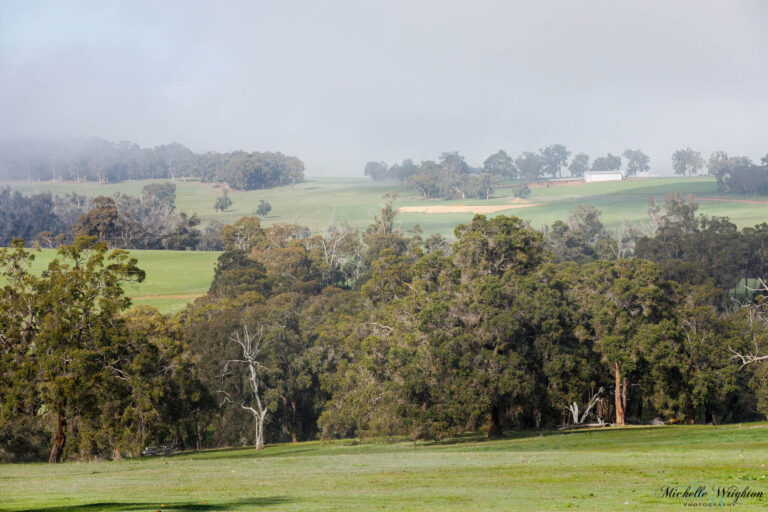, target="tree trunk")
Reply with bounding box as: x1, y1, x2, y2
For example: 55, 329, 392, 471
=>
291, 400, 298, 443
488, 401, 503, 438
686, 396, 696, 424
112, 413, 122, 460
255, 410, 266, 450
48, 410, 67, 463
614, 363, 626, 426
176, 425, 185, 450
